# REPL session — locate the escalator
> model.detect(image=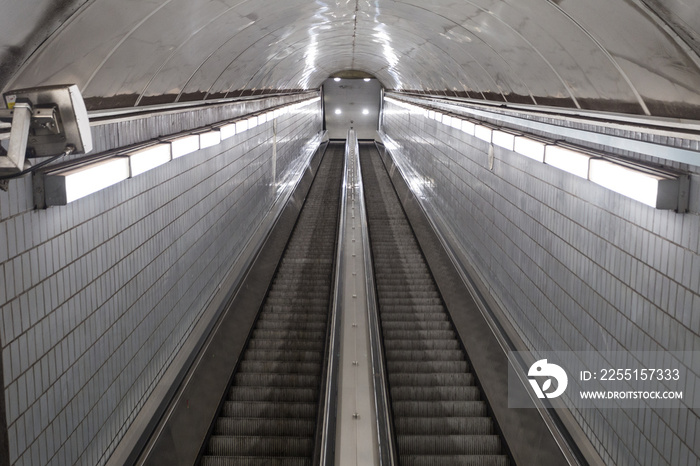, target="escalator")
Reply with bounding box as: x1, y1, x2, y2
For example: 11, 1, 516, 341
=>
198, 142, 344, 466
360, 142, 511, 466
